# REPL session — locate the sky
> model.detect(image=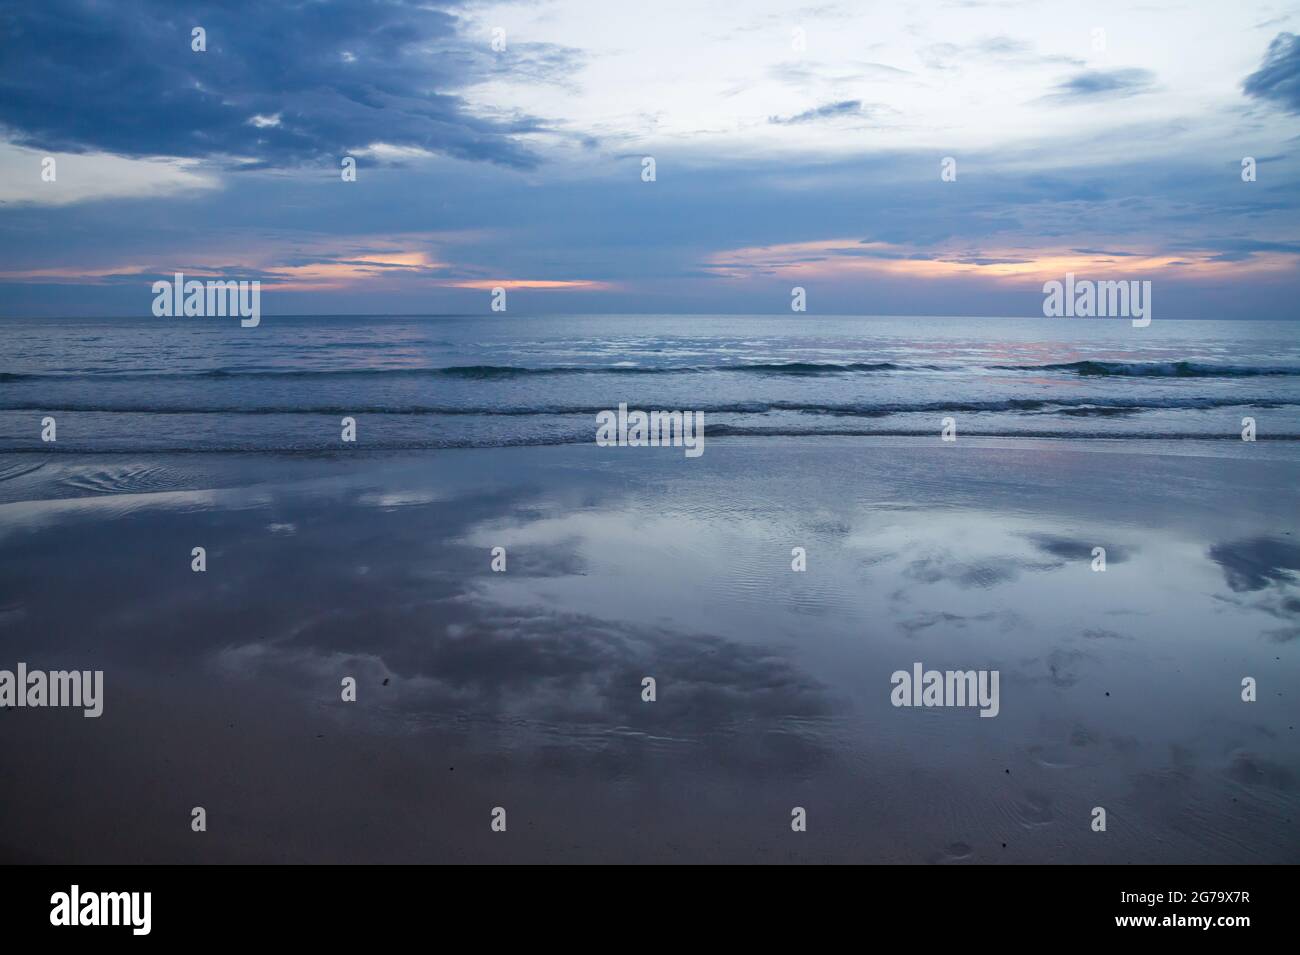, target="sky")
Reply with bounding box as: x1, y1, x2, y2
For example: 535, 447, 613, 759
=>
1, 0, 1298, 318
